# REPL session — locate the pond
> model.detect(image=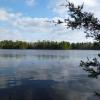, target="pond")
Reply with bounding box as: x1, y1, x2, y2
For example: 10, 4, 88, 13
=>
0, 50, 100, 100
